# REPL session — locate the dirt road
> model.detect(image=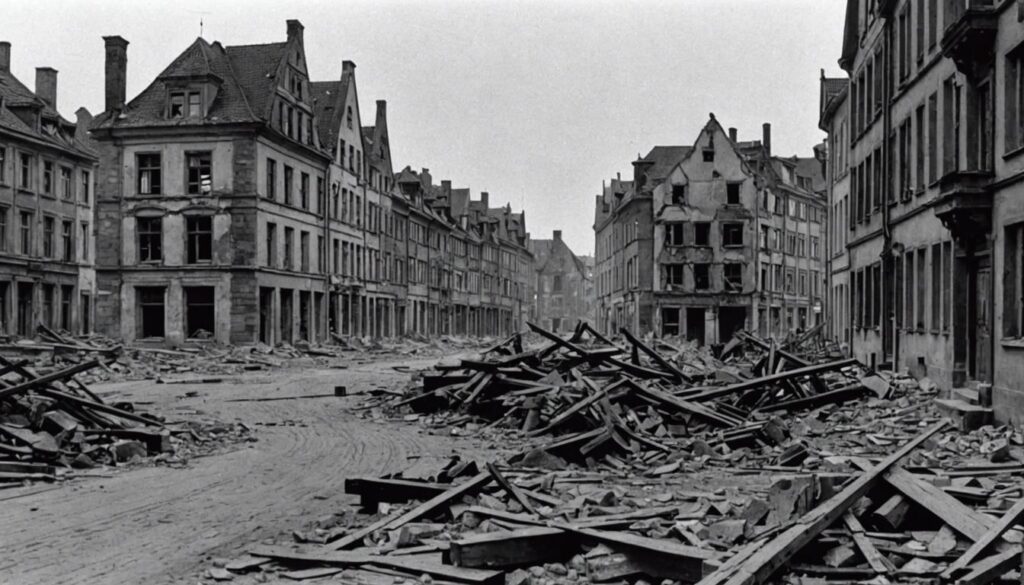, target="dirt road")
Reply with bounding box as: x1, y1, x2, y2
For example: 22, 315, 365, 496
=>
0, 357, 490, 585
